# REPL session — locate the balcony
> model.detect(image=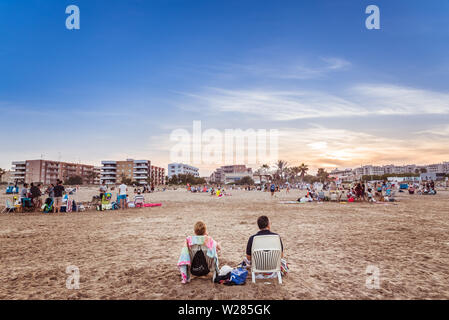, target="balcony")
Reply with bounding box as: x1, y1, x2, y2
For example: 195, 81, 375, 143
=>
101, 175, 117, 179
101, 169, 117, 173
102, 161, 117, 165
134, 165, 149, 170
102, 166, 117, 170
133, 175, 148, 179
